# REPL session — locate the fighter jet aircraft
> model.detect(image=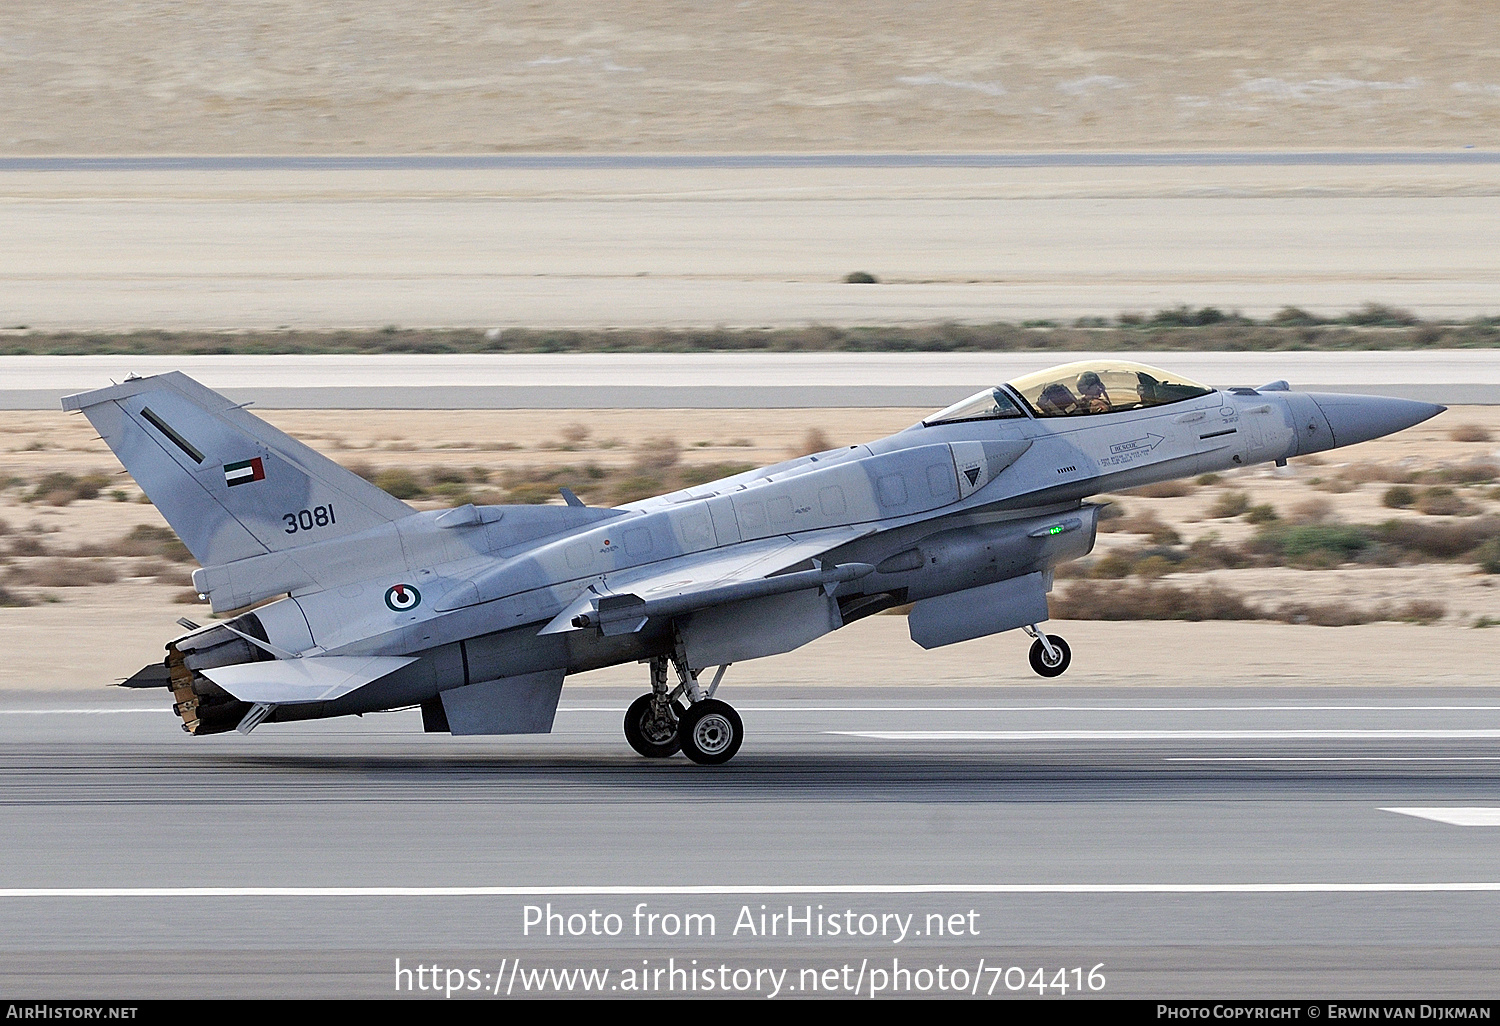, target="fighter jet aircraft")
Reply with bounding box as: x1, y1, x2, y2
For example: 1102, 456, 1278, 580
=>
66, 361, 1442, 763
